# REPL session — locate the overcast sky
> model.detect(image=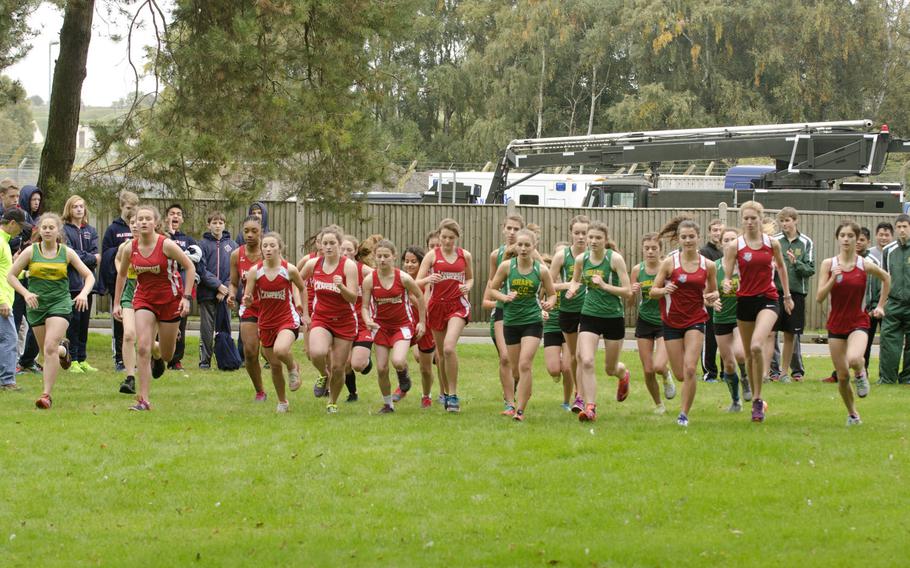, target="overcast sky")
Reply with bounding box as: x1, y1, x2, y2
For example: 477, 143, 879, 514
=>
4, 2, 170, 106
